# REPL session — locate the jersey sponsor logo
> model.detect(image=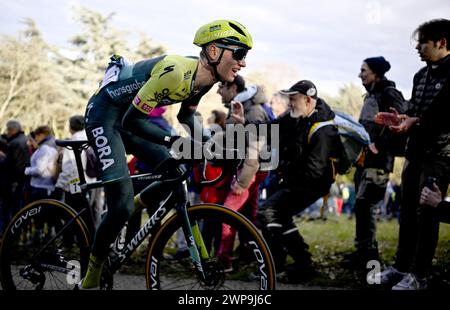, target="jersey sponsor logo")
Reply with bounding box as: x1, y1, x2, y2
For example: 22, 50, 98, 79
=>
153, 88, 170, 102
209, 24, 221, 31
133, 96, 141, 105
183, 70, 192, 80
133, 95, 157, 113
159, 65, 175, 78
107, 79, 146, 99
91, 127, 115, 171
141, 103, 153, 113
204, 30, 234, 43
